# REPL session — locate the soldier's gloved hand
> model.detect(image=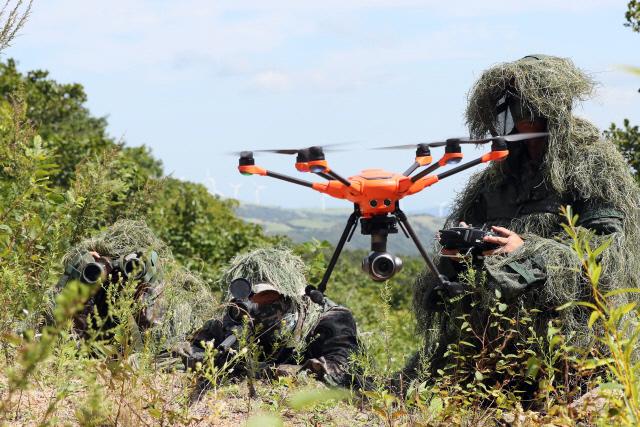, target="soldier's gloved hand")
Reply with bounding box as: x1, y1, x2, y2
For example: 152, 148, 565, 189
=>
301, 358, 328, 379
274, 364, 302, 378
482, 226, 524, 255
171, 341, 194, 358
